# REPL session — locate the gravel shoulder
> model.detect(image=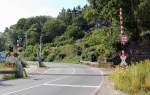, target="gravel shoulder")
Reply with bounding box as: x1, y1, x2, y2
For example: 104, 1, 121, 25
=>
96, 68, 126, 95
